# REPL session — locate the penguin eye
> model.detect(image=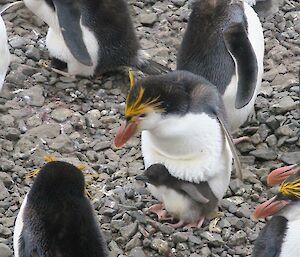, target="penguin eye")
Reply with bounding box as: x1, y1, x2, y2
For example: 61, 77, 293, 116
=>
139, 113, 147, 118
